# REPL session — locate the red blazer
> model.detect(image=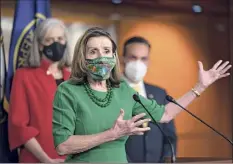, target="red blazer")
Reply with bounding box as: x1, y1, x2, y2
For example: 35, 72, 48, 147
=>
8, 59, 70, 163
